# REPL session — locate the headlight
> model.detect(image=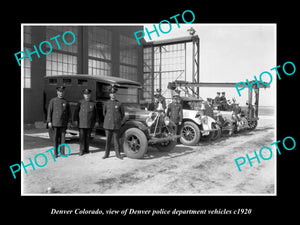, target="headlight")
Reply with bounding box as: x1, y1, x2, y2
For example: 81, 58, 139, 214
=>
146, 112, 156, 127
164, 116, 170, 126
148, 112, 154, 117
202, 116, 208, 124
146, 118, 154, 127
232, 113, 237, 120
